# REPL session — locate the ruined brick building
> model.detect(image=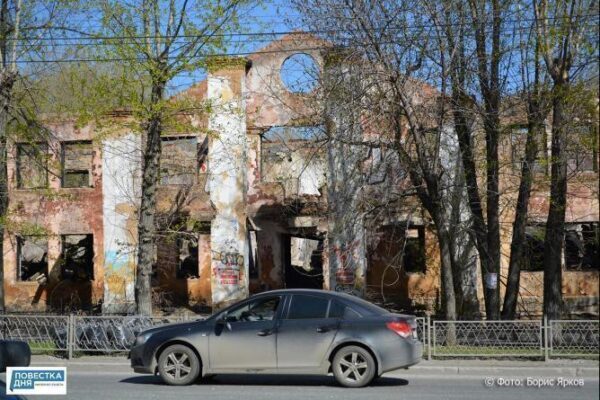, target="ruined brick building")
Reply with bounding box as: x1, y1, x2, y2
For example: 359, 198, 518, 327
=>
3, 34, 598, 317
